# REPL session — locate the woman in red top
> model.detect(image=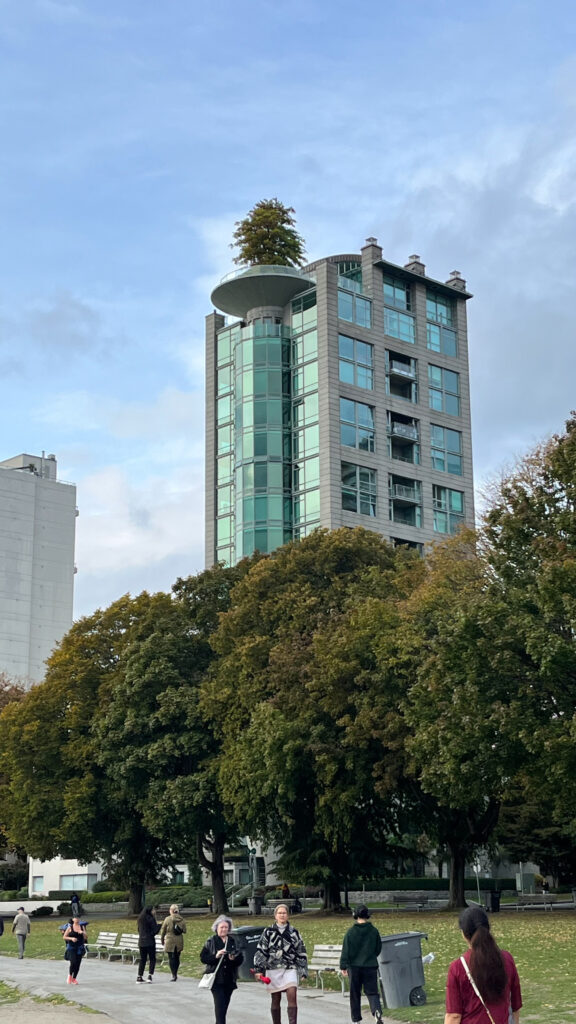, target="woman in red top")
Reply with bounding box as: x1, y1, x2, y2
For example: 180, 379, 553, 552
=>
445, 906, 522, 1024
